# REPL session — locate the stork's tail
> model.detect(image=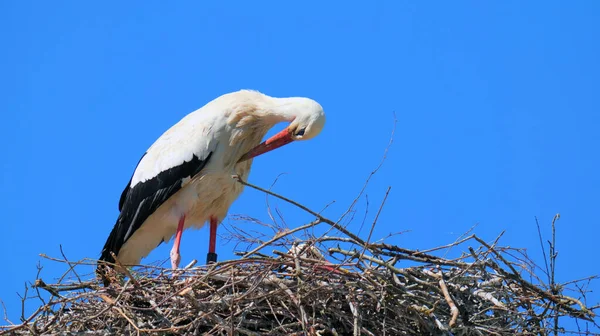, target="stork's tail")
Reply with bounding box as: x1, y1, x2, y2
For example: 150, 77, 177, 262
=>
96, 218, 124, 286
